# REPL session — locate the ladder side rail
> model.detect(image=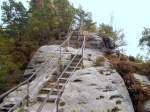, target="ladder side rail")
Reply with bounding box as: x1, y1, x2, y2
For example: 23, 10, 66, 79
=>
7, 59, 57, 112
55, 56, 83, 106
0, 59, 49, 100
37, 47, 82, 112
